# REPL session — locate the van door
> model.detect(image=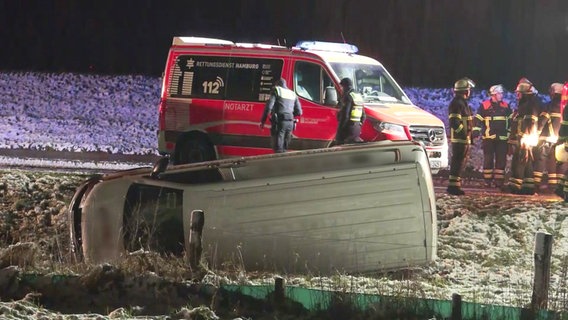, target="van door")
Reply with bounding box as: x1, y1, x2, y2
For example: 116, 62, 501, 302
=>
291, 60, 339, 149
